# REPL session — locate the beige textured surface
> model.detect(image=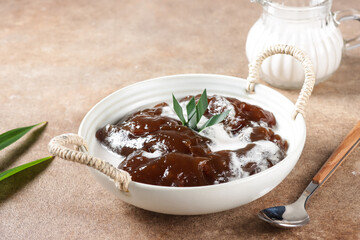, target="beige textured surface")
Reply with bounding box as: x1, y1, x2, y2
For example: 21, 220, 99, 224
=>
0, 0, 359, 239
